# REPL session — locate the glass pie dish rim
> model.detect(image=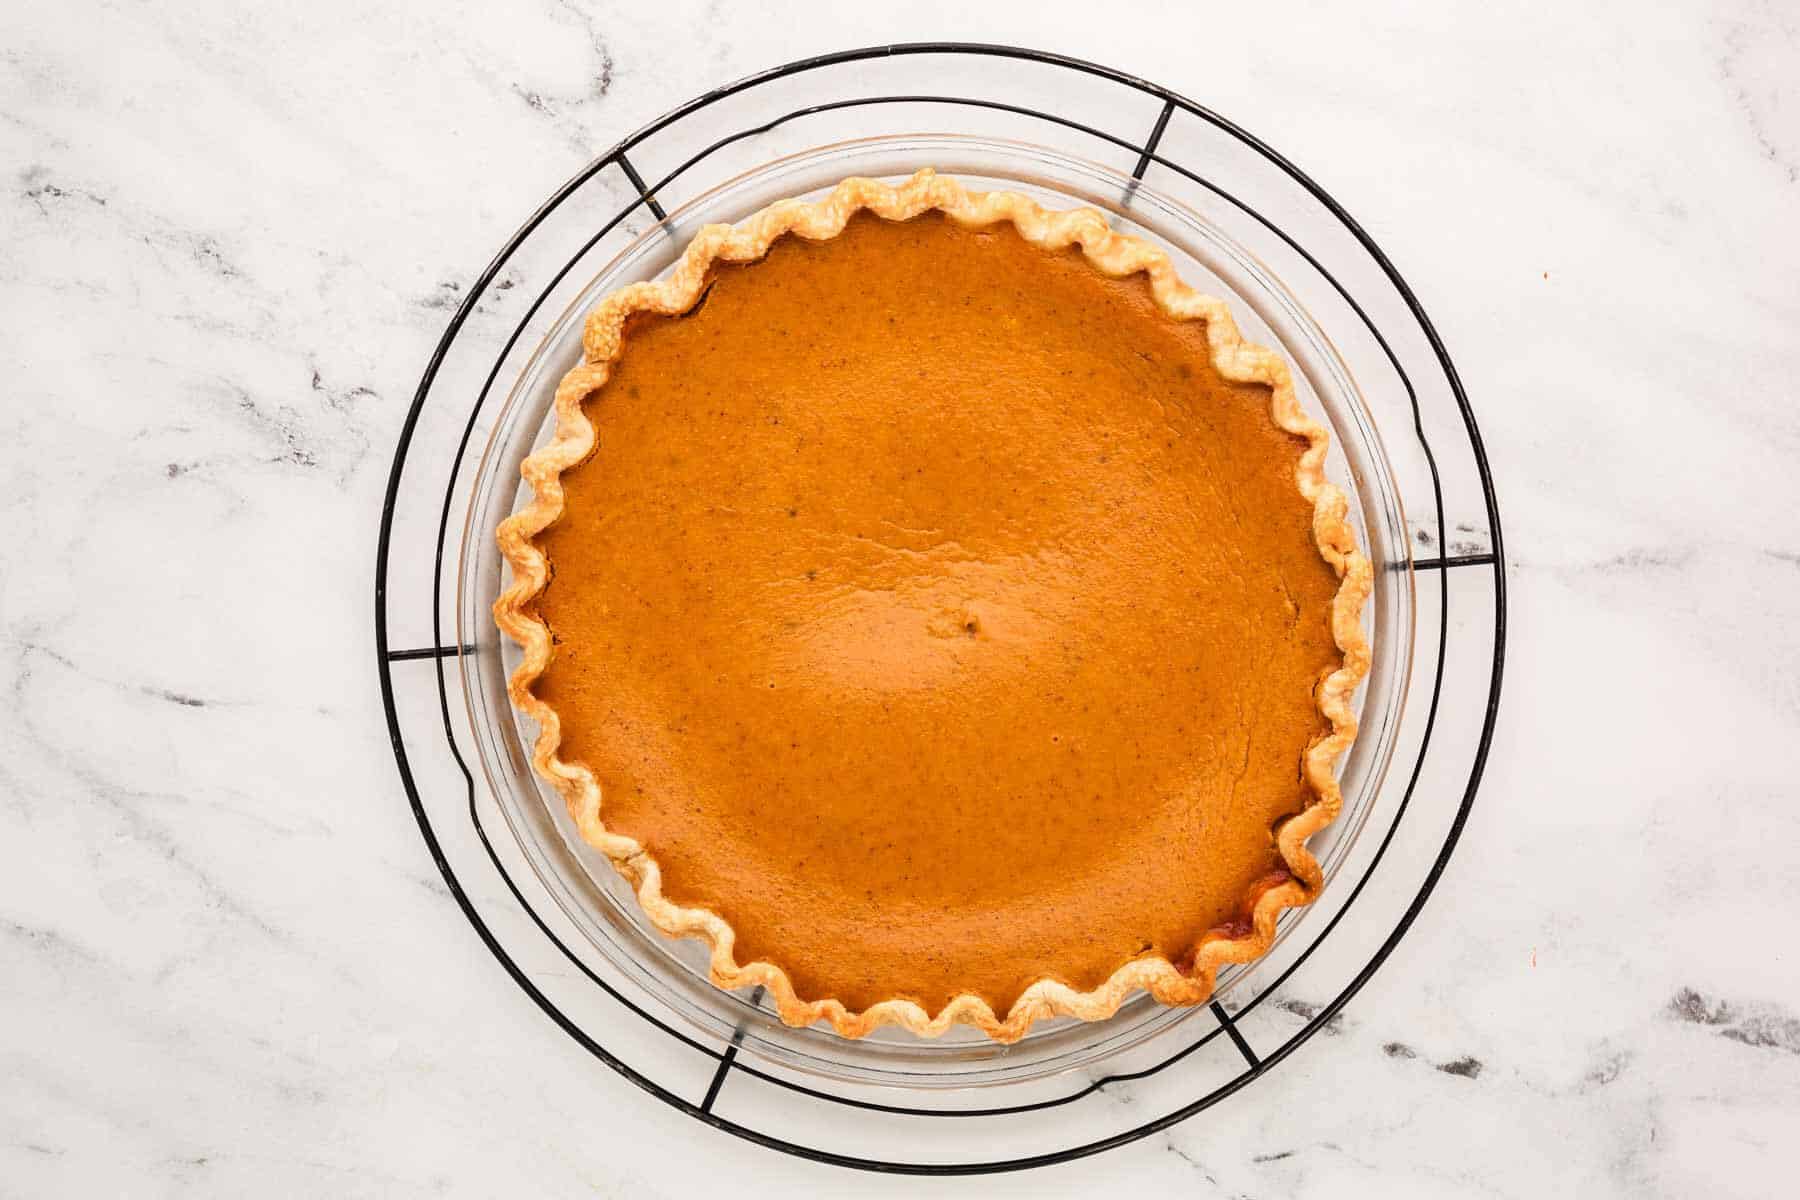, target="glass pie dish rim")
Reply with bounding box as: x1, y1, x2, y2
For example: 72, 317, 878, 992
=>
455, 132, 1415, 1090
